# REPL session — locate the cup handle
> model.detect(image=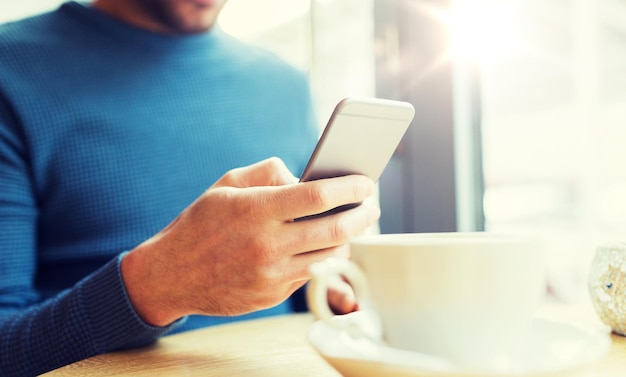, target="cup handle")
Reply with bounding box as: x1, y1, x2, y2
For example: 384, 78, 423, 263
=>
307, 257, 384, 341
306, 257, 371, 321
